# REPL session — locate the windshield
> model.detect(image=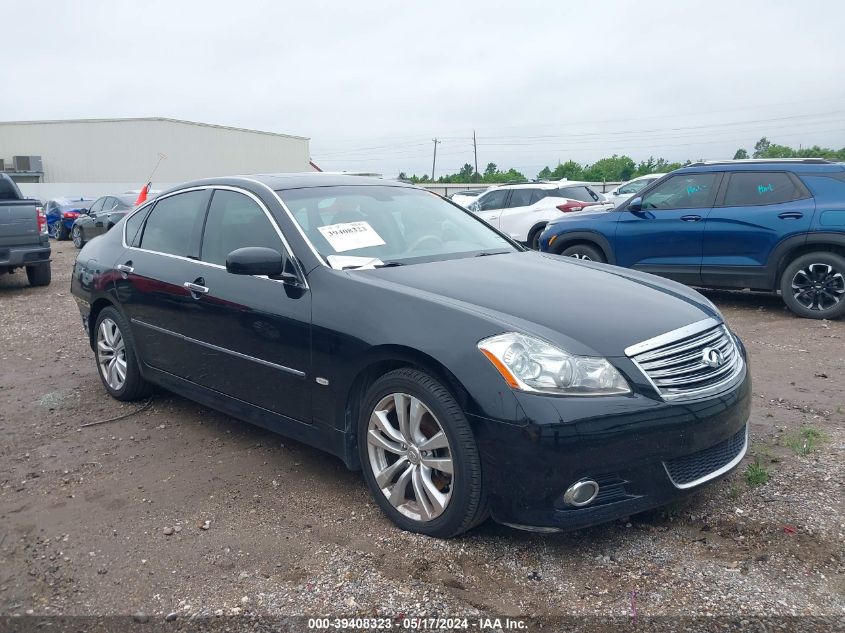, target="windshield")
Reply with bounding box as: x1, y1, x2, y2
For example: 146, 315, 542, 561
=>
278, 185, 517, 266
